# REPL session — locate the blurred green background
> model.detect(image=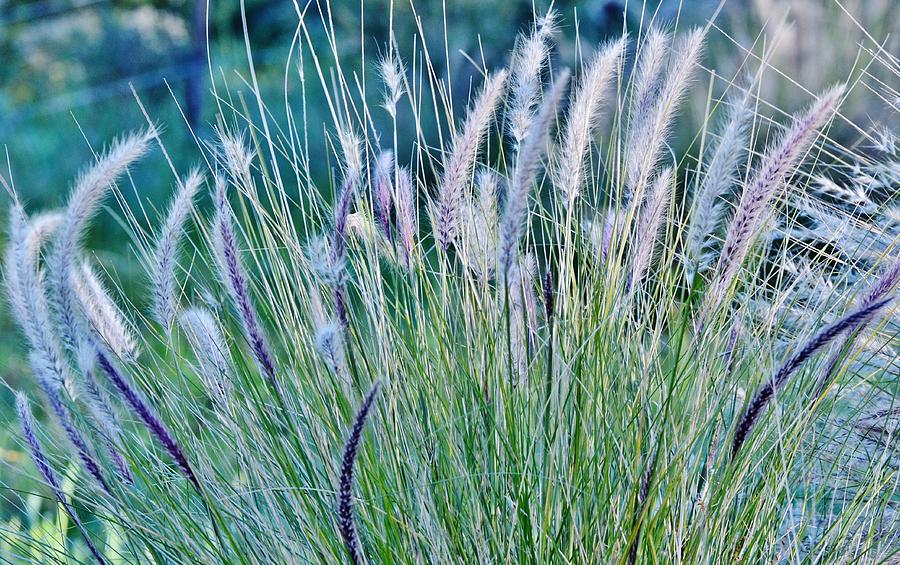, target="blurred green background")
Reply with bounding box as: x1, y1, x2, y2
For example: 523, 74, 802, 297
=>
0, 0, 897, 540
